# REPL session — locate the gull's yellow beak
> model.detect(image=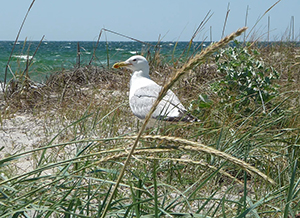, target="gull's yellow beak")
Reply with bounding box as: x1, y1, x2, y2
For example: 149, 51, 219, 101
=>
112, 61, 132, 69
